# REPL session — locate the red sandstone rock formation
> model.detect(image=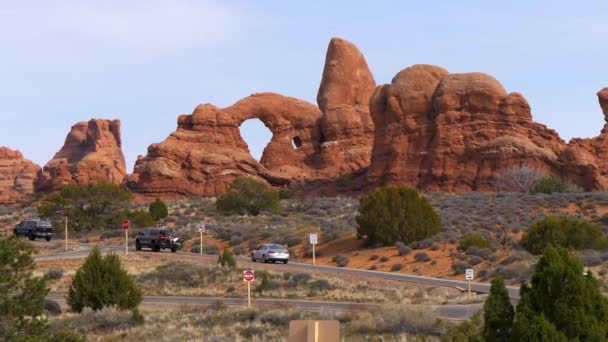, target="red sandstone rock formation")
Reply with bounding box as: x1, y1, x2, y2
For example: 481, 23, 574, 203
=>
36, 119, 126, 192
0, 147, 40, 204
366, 65, 608, 192
126, 37, 376, 198
317, 38, 376, 174
124, 93, 323, 197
